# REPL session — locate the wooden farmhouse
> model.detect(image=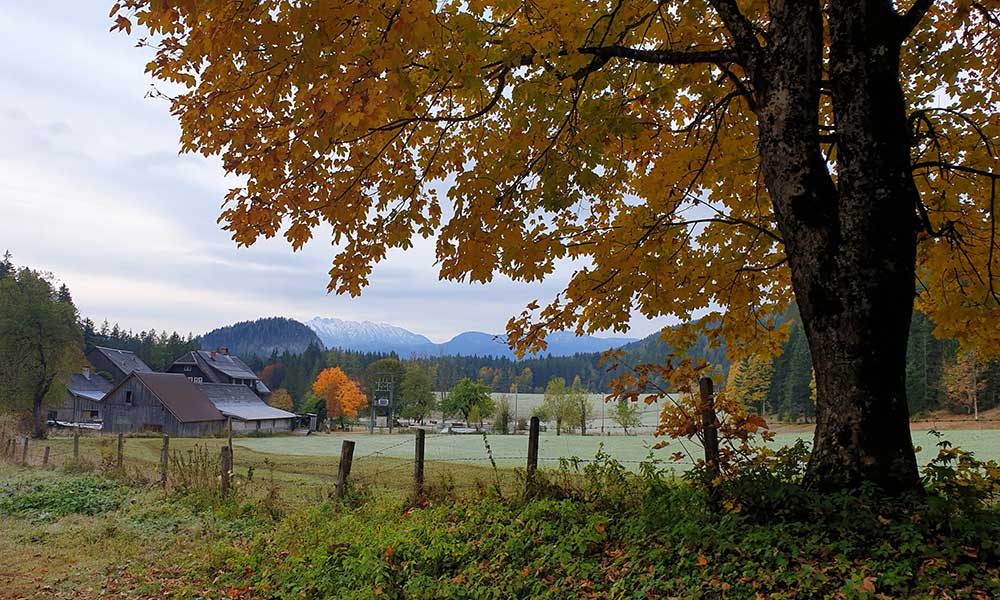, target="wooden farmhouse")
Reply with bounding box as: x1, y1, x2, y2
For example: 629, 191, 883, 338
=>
86, 346, 153, 384
50, 367, 113, 425
168, 349, 271, 400
101, 371, 227, 436
197, 383, 296, 433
